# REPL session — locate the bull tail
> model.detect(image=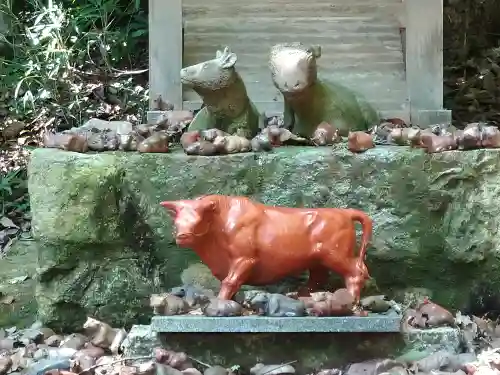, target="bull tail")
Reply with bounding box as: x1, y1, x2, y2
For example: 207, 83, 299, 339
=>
346, 209, 373, 278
